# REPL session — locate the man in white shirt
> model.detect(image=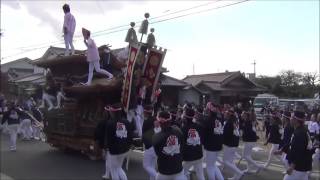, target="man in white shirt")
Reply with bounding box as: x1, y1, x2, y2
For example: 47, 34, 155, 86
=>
308, 114, 320, 140
62, 4, 76, 56
81, 28, 113, 86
